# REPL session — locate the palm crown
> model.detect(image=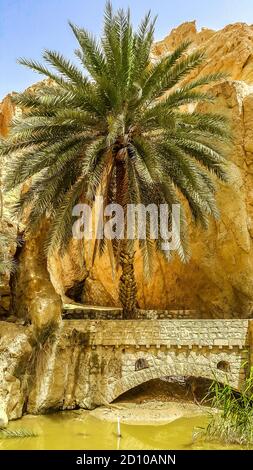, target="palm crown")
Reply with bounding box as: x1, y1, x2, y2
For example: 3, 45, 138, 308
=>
0, 2, 229, 317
